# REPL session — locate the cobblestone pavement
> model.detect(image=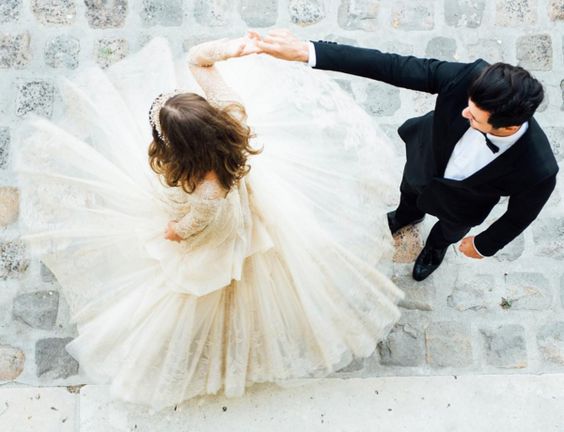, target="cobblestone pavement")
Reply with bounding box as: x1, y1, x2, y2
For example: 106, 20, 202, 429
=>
0, 0, 563, 419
